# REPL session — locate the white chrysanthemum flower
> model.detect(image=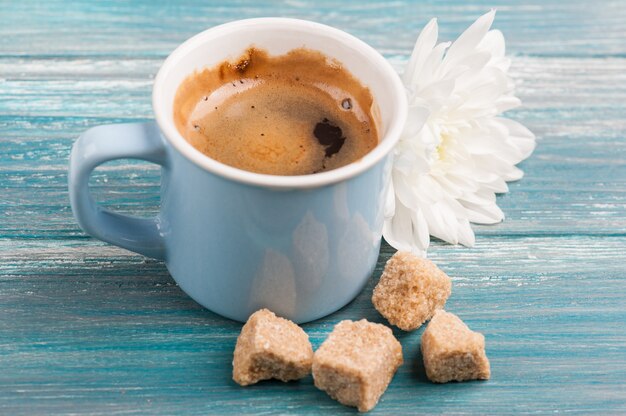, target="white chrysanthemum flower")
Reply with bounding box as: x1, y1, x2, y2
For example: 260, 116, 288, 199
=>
383, 10, 536, 255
